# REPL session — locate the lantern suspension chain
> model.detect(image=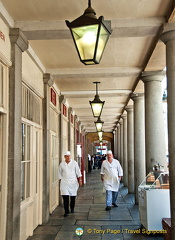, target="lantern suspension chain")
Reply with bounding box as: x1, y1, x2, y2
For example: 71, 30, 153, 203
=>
94, 82, 100, 96
88, 0, 91, 8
